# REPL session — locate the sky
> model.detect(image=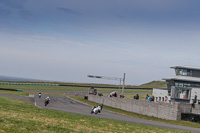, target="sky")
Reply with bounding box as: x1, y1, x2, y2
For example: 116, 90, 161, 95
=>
1, 0, 200, 85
